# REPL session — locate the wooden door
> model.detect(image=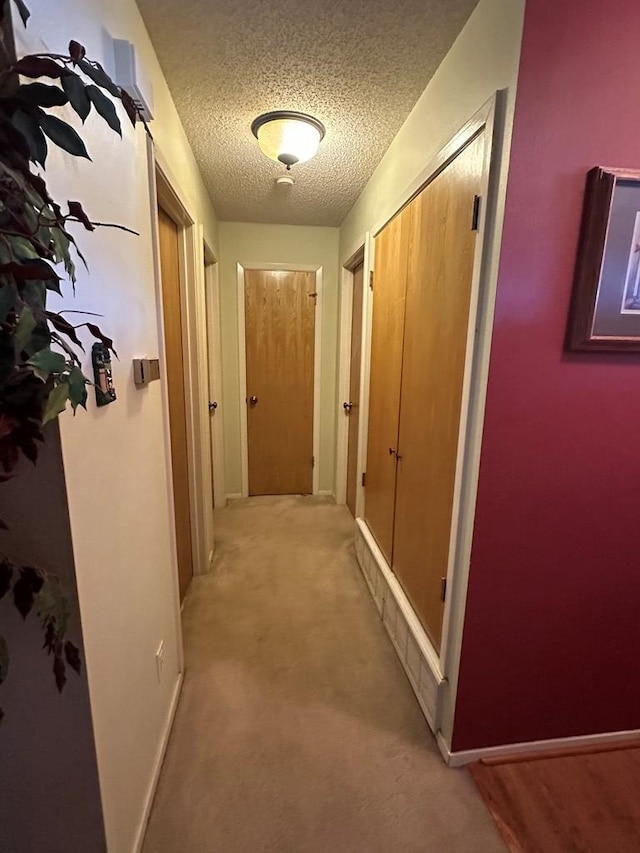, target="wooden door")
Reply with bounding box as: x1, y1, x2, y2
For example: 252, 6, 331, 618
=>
158, 206, 193, 601
245, 269, 315, 495
364, 208, 411, 562
392, 133, 485, 651
346, 261, 364, 517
